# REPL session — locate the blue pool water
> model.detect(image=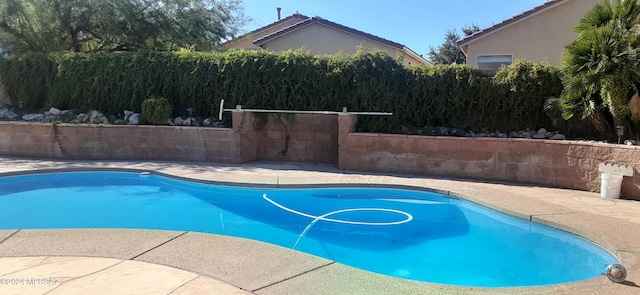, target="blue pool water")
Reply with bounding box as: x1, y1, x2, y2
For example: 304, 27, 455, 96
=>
0, 171, 617, 287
